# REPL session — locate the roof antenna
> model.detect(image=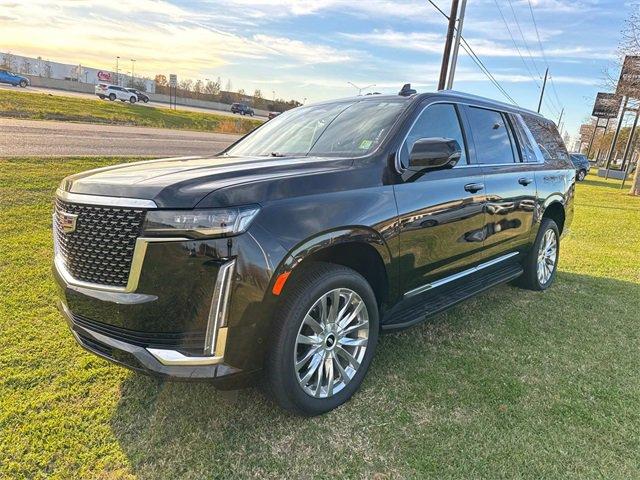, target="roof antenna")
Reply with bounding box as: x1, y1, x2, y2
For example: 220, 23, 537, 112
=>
398, 83, 416, 96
